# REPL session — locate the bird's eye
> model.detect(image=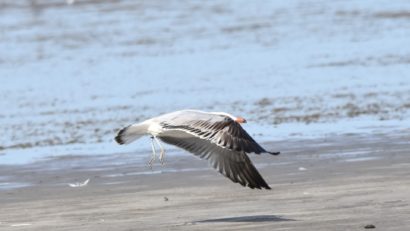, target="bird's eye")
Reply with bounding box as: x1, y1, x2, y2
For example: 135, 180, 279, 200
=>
224, 117, 231, 122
